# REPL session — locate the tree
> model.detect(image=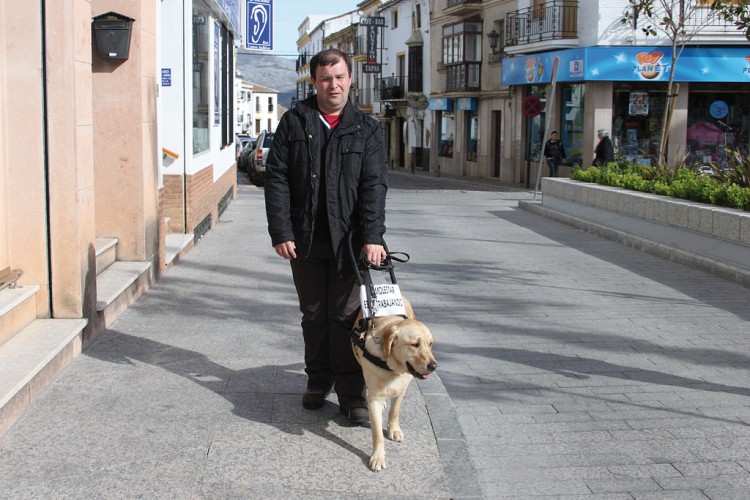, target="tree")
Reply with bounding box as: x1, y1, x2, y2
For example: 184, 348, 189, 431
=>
621, 0, 738, 166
